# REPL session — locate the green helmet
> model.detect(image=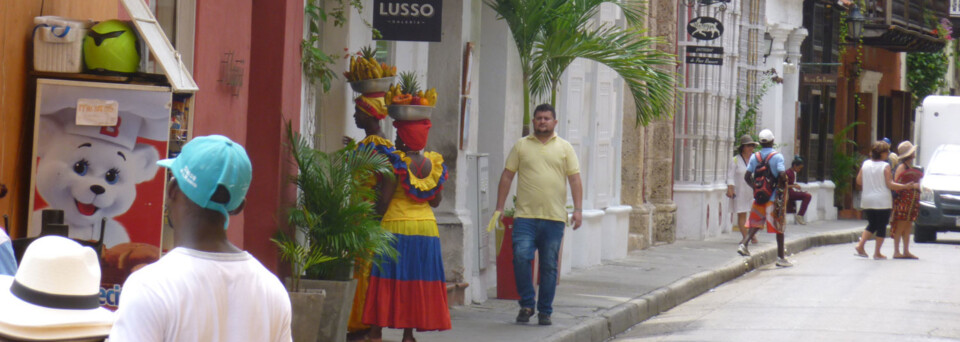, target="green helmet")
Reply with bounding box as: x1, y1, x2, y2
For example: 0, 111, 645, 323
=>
83, 20, 139, 73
